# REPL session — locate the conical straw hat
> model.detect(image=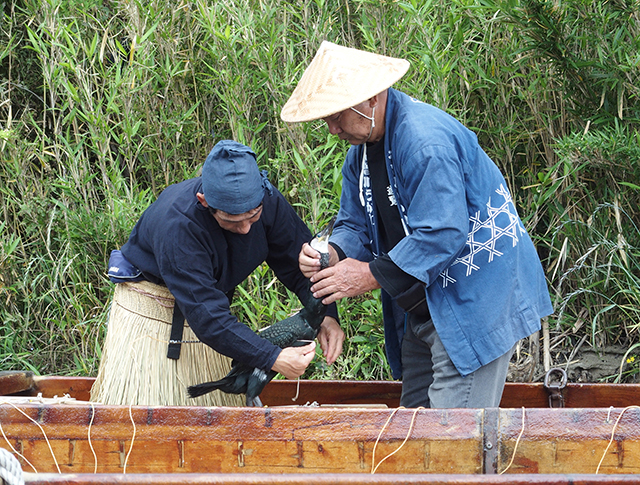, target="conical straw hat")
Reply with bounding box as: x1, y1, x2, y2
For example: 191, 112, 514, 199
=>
281, 41, 410, 123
